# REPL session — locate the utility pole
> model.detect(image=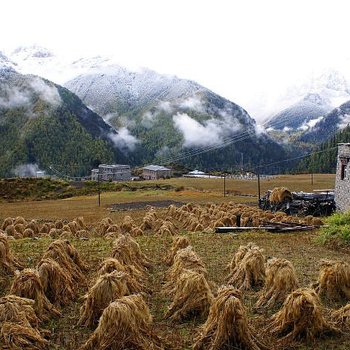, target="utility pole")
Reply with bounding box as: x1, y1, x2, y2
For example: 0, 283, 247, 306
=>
98, 172, 101, 207
240, 152, 244, 175
311, 173, 314, 186
223, 173, 226, 197
257, 172, 261, 207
